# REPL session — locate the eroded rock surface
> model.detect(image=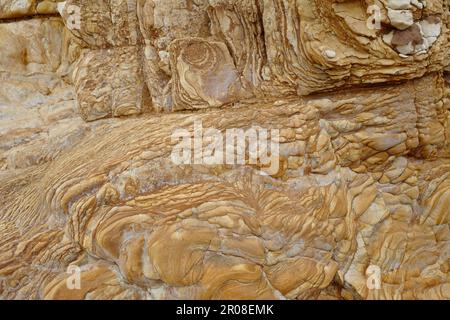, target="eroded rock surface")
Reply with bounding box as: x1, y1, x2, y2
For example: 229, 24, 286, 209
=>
0, 0, 449, 300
